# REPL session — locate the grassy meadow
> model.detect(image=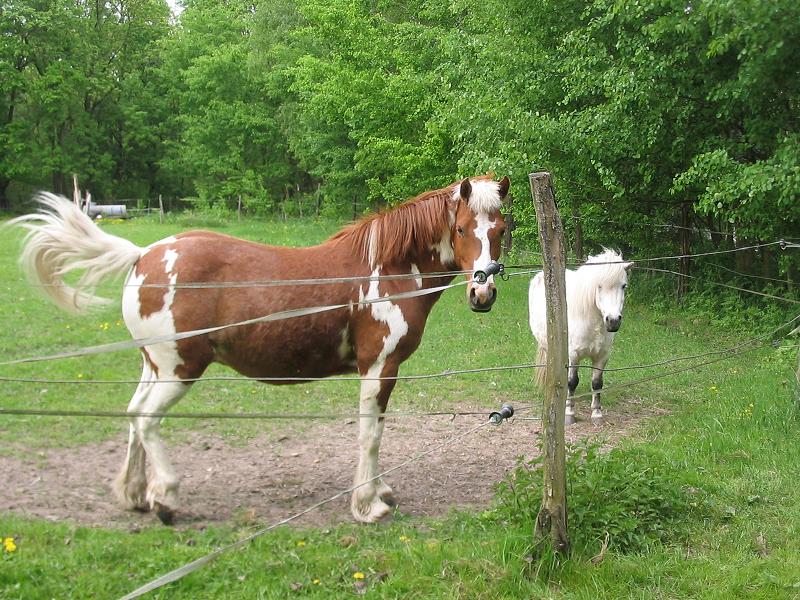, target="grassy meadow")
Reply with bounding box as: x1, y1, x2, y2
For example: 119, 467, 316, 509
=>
1, 213, 799, 599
